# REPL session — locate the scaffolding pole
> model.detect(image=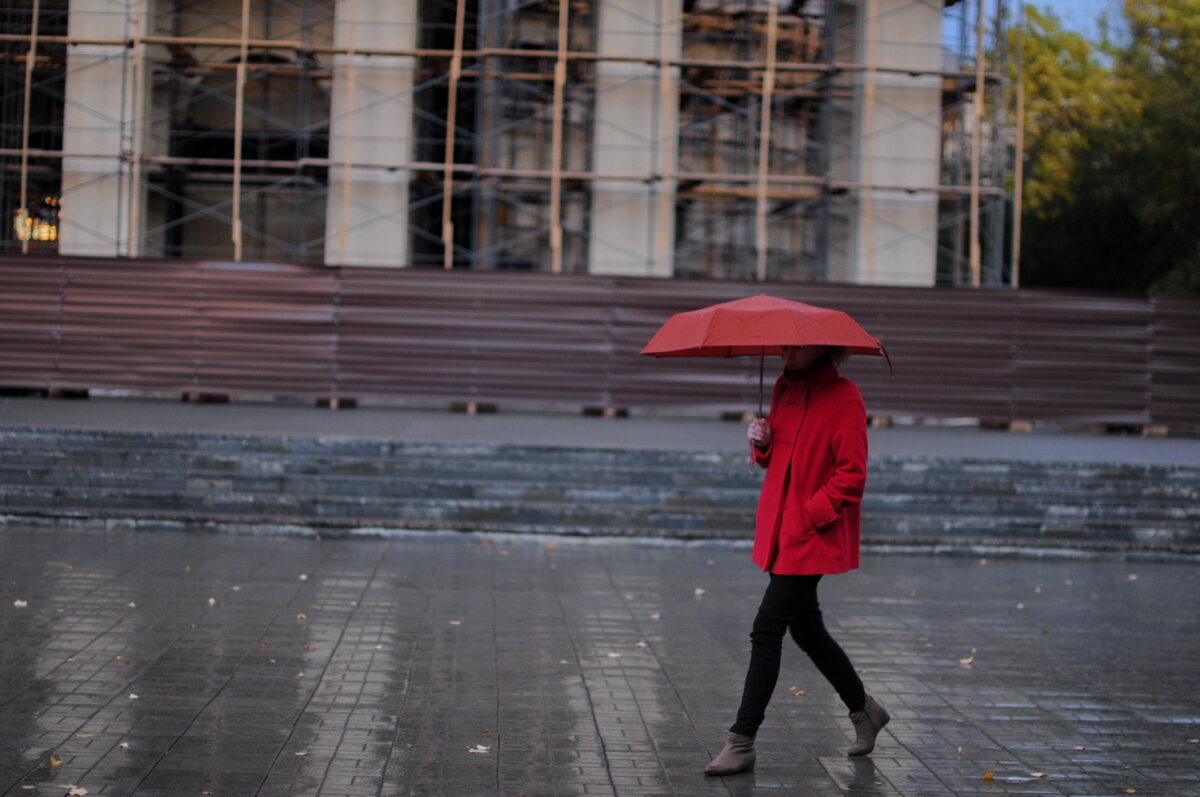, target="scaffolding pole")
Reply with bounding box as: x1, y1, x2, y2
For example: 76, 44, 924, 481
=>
336, 0, 359, 267
18, 0, 41, 254
127, 0, 147, 258
655, 2, 674, 274
1011, 0, 1025, 288
969, 0, 985, 286
230, 0, 251, 260
548, 0, 568, 274
753, 0, 778, 282
861, 0, 877, 284
442, 0, 467, 270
